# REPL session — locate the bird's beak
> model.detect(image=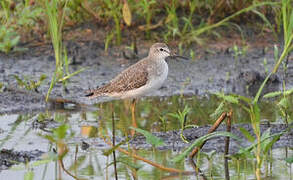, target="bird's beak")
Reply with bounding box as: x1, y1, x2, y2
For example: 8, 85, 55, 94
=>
169, 51, 189, 60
